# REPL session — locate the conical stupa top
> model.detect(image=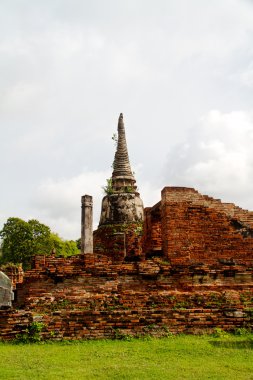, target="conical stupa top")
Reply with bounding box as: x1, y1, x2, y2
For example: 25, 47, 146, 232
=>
112, 113, 134, 179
